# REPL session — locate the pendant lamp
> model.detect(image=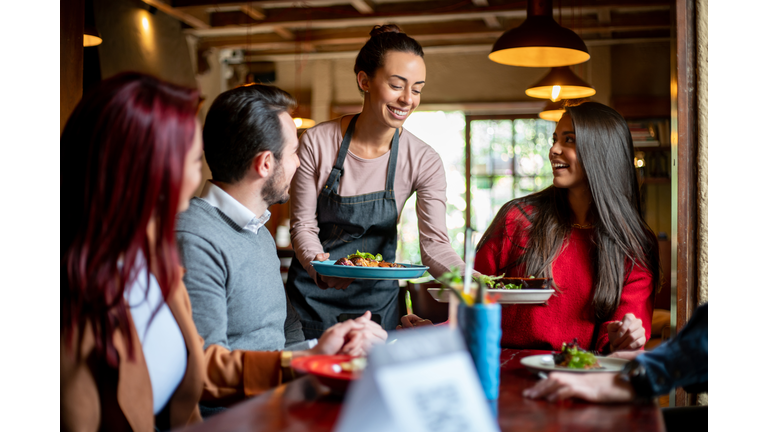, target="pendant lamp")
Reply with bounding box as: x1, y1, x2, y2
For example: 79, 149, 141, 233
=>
538, 98, 590, 122
538, 100, 566, 122
525, 67, 595, 102
84, 25, 102, 47
489, 0, 589, 67
83, 0, 102, 47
